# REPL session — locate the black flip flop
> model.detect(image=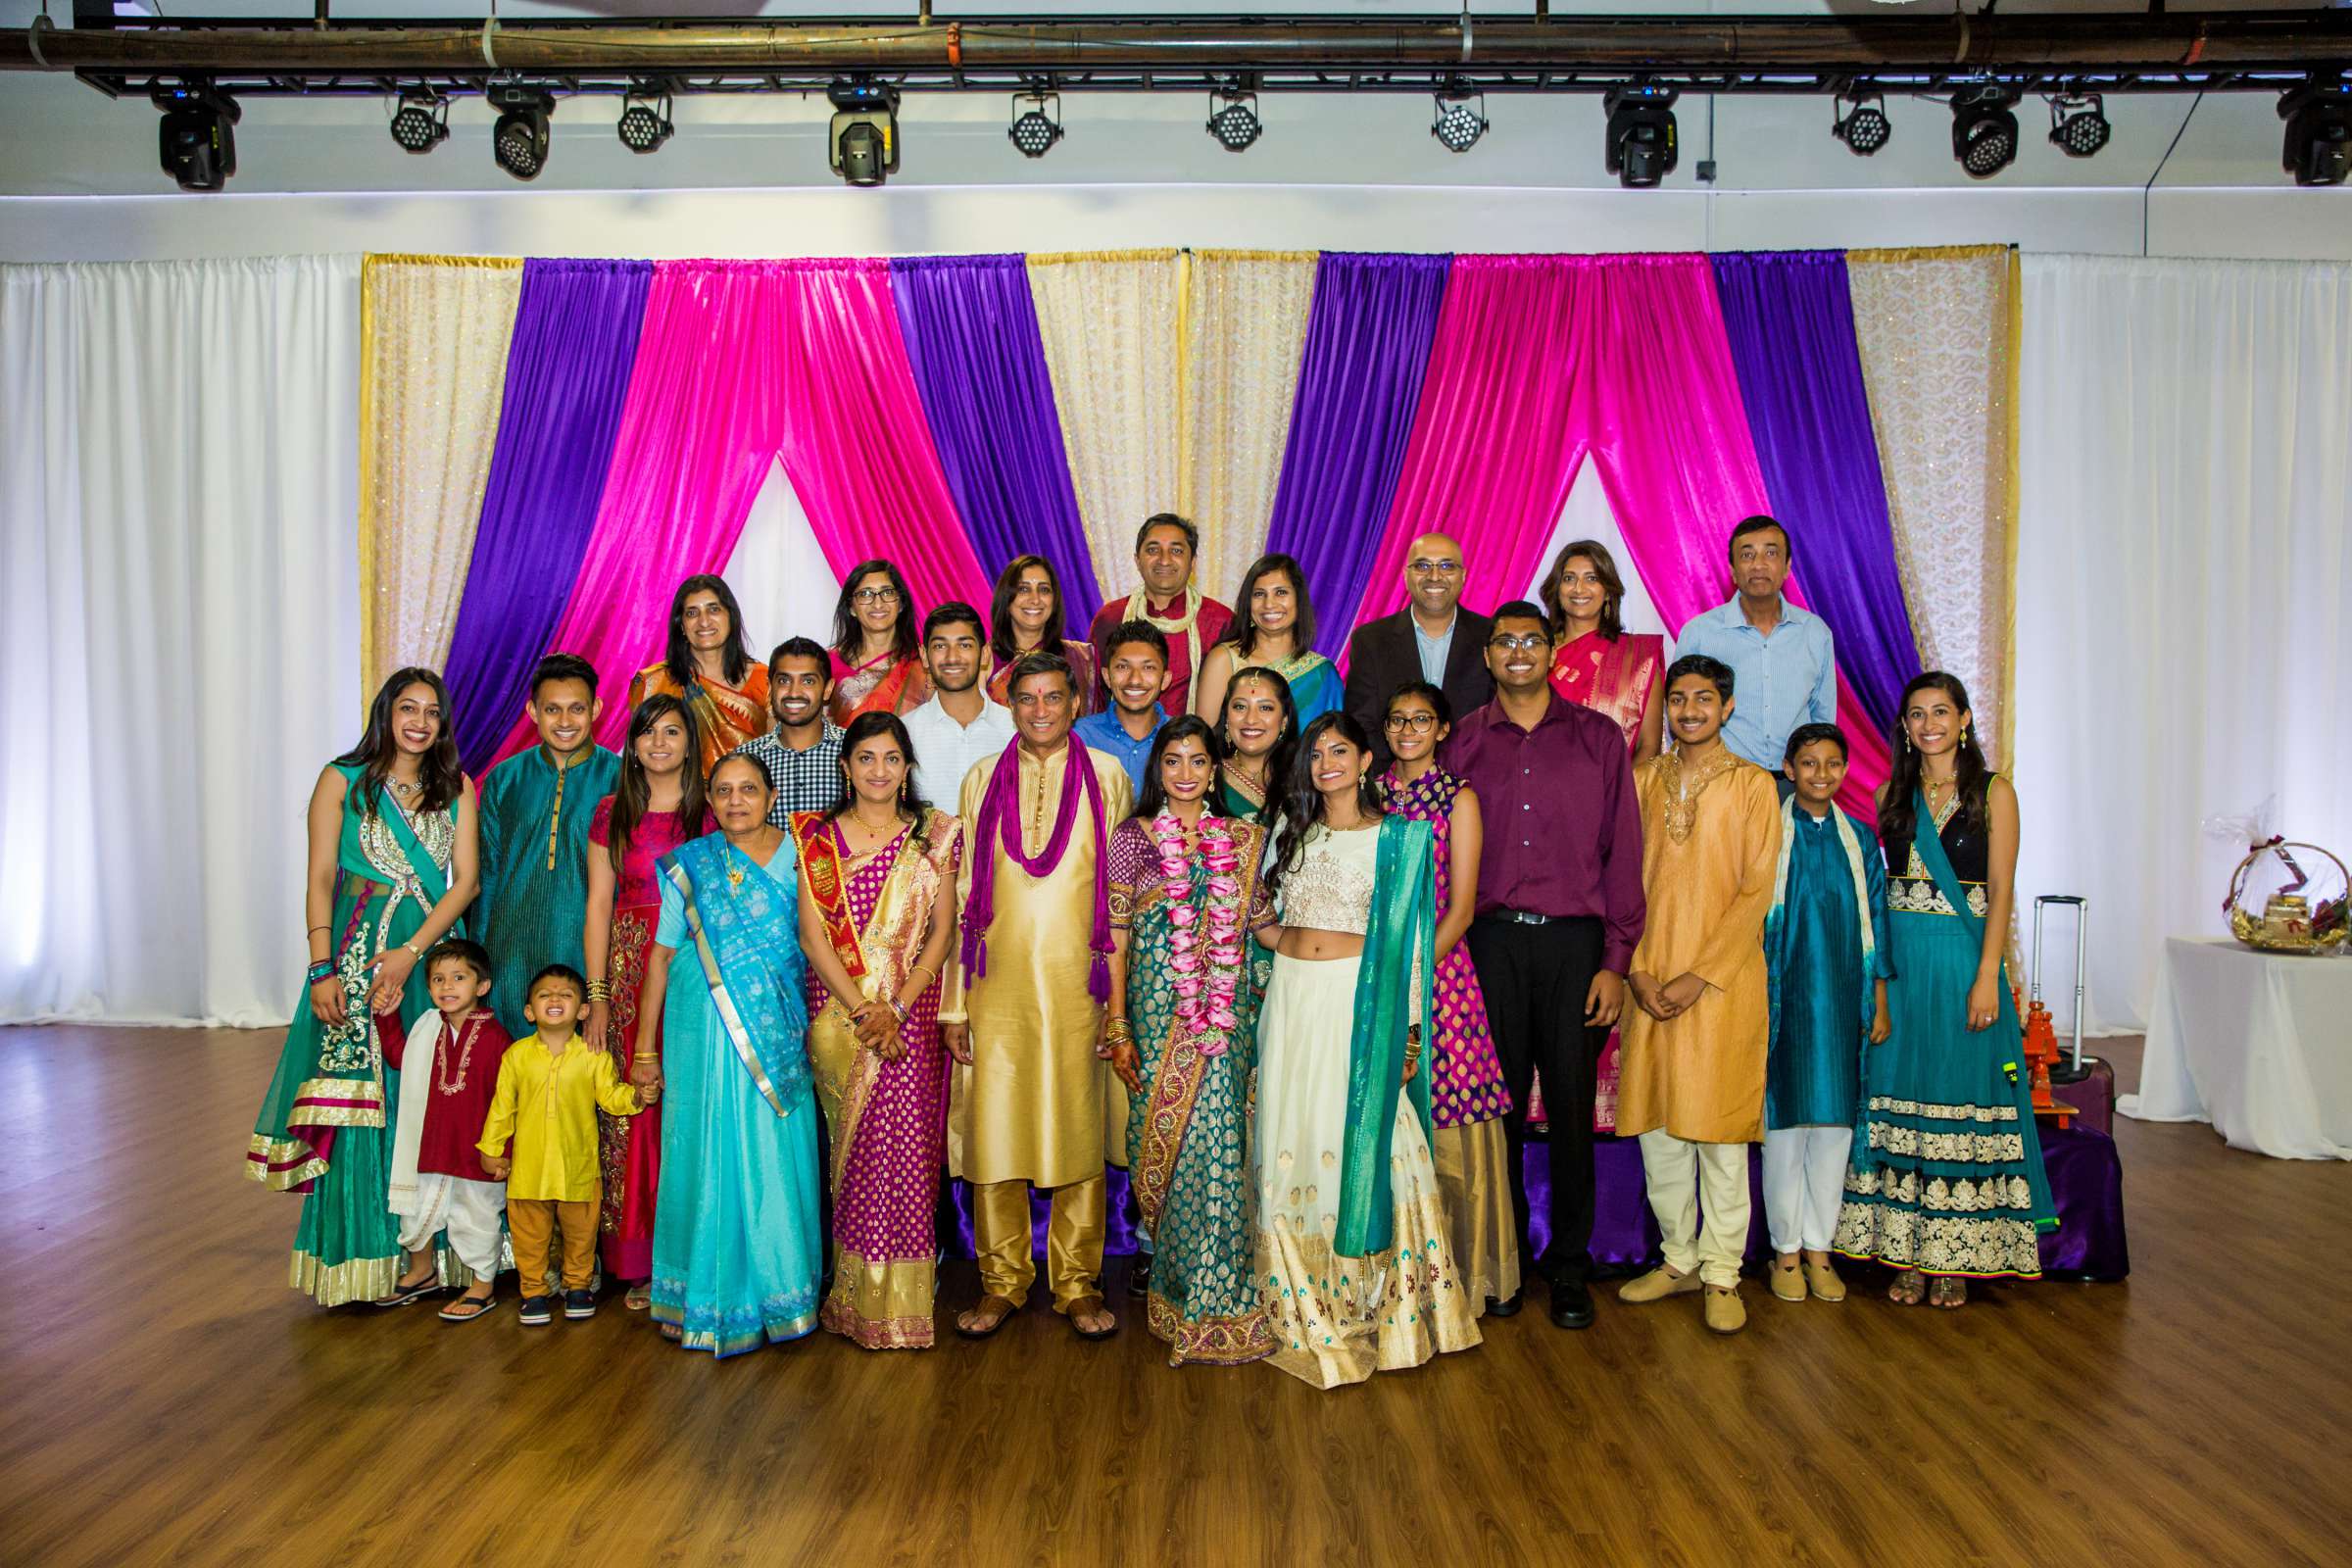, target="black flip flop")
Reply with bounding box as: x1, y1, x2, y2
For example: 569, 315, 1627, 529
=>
373, 1277, 444, 1308
438, 1293, 498, 1323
